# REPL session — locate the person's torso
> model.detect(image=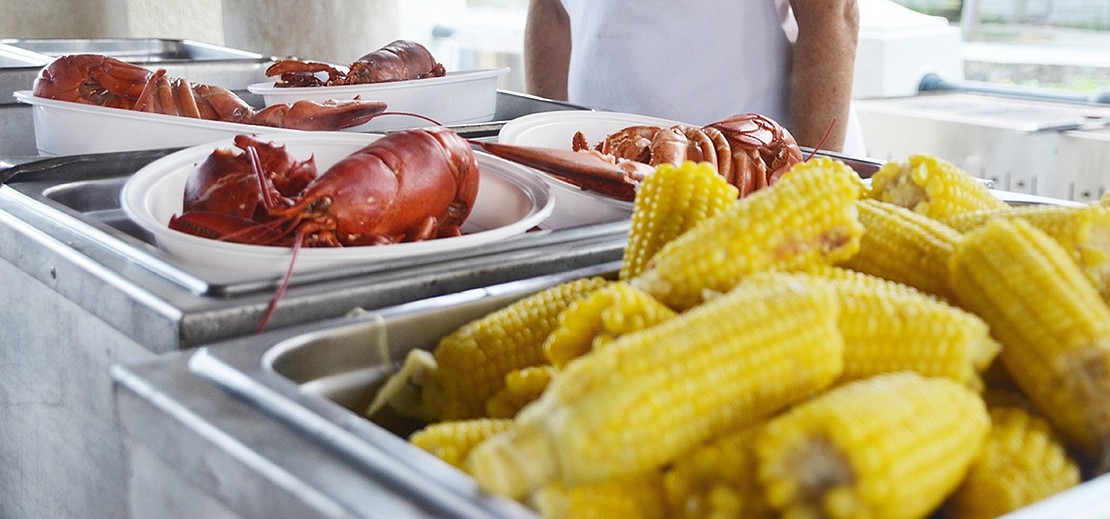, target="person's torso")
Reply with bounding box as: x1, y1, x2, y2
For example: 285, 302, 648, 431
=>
558, 0, 795, 126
